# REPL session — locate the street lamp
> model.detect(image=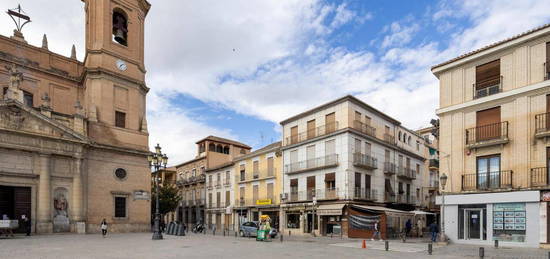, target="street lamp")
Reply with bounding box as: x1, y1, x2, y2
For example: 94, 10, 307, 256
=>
439, 173, 448, 243
148, 143, 168, 240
